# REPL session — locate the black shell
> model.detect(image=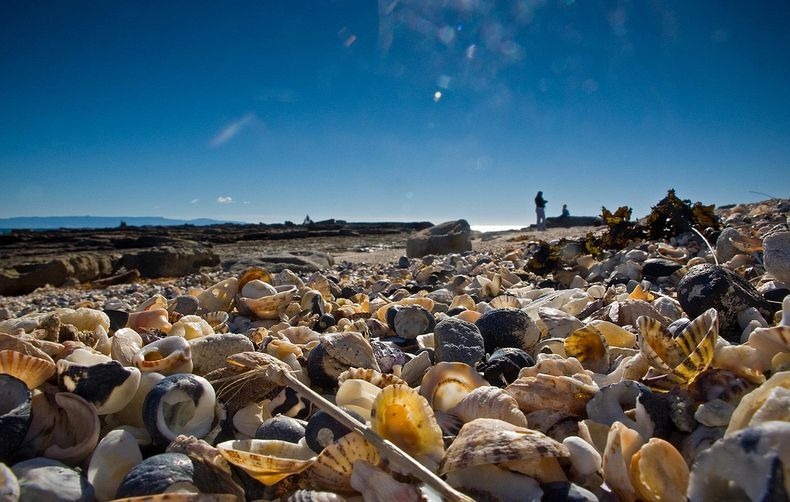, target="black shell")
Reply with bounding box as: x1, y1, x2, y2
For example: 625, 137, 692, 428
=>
304, 408, 364, 453
475, 308, 537, 354
306, 343, 346, 390
116, 452, 194, 498
477, 347, 535, 387
255, 415, 306, 443
0, 374, 32, 463
143, 373, 215, 446
269, 387, 313, 419
58, 359, 138, 414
